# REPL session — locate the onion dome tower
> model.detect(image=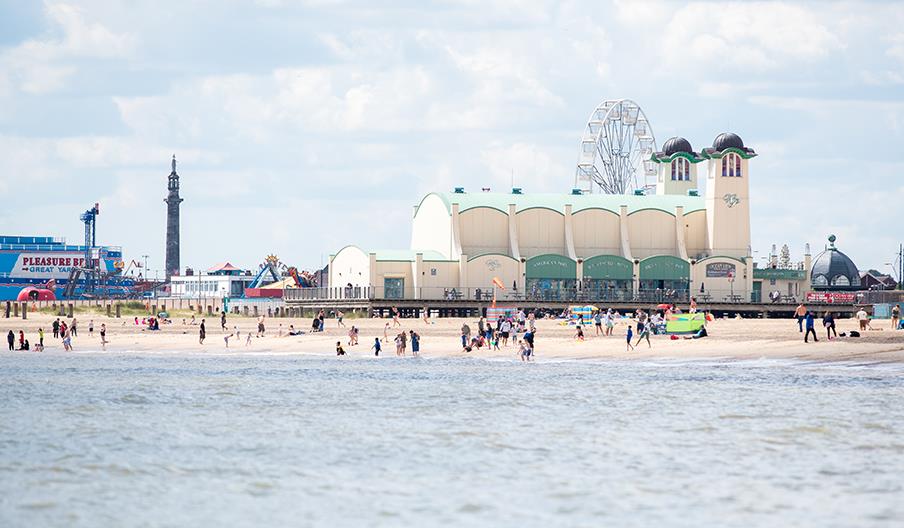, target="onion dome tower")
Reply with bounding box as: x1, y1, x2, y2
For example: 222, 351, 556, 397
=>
651, 136, 704, 196
811, 235, 861, 290
703, 132, 756, 260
